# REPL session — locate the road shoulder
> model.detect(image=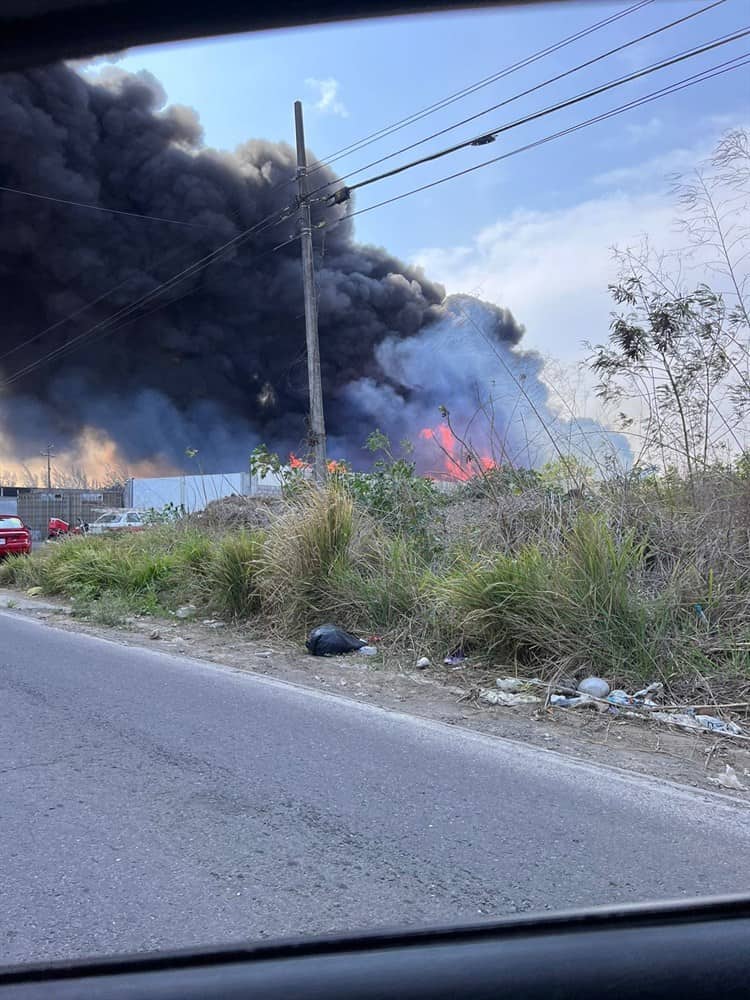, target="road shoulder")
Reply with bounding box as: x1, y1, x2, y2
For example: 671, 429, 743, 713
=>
2, 586, 749, 803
